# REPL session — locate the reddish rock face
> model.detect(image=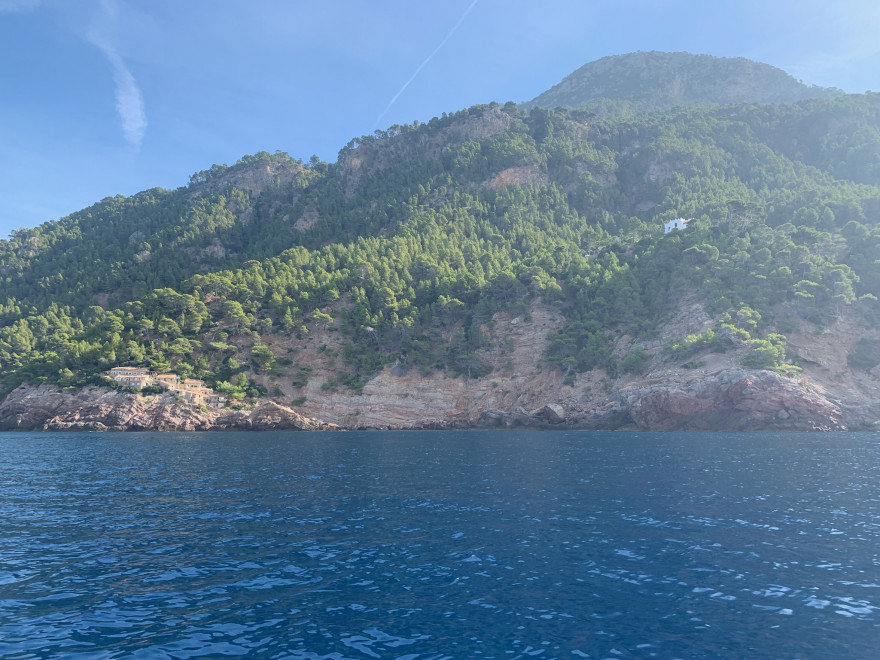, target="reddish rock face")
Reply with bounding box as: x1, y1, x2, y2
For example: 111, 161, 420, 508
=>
0, 370, 855, 432
625, 370, 845, 431
0, 300, 871, 434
